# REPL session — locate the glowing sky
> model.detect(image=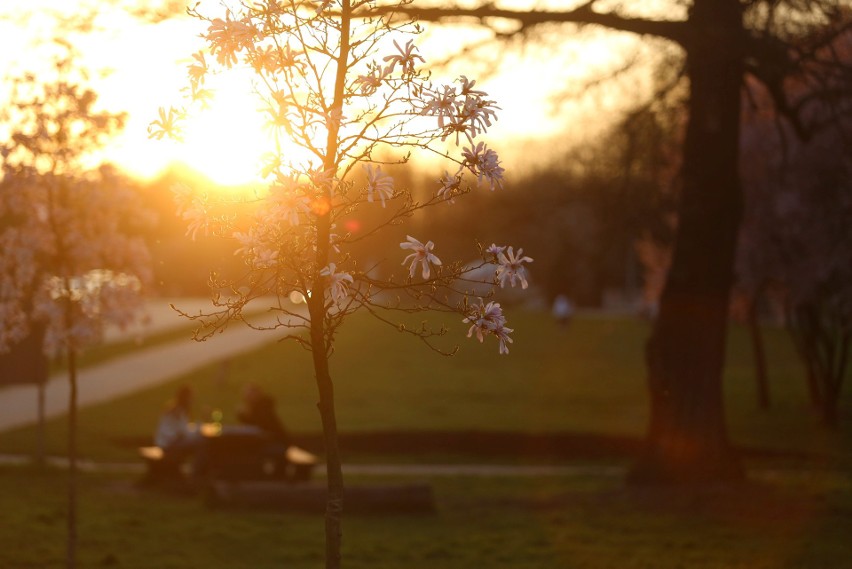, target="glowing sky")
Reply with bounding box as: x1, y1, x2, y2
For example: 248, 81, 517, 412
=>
0, 1, 648, 185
